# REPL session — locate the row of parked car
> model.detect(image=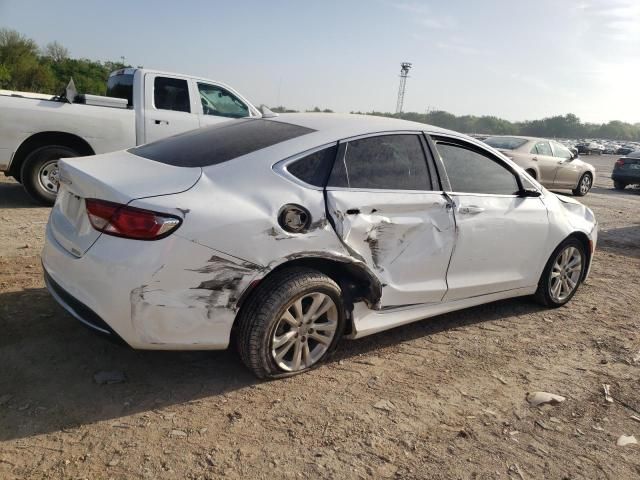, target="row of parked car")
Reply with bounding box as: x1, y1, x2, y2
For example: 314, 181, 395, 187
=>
558, 139, 640, 156
471, 135, 640, 194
